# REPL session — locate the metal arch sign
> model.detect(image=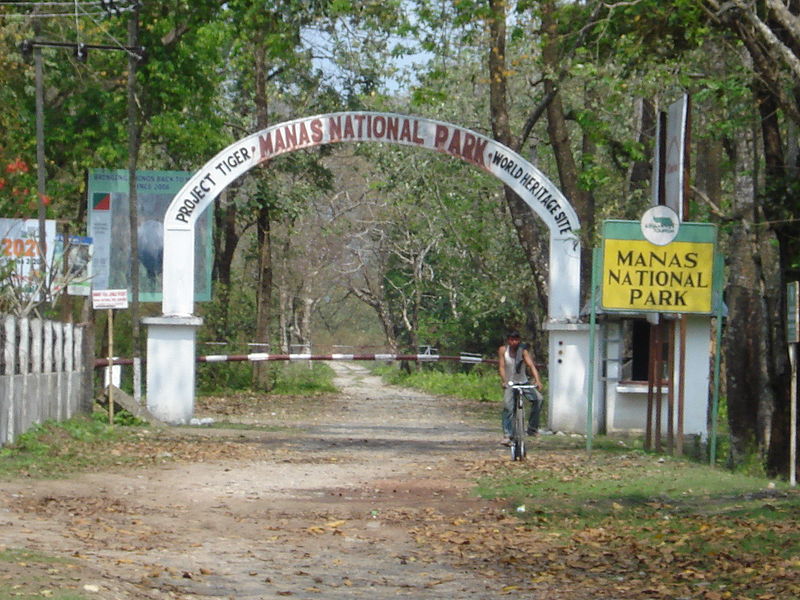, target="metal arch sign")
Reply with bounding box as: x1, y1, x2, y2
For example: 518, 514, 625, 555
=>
148, 112, 585, 425
161, 111, 582, 319
164, 112, 579, 236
